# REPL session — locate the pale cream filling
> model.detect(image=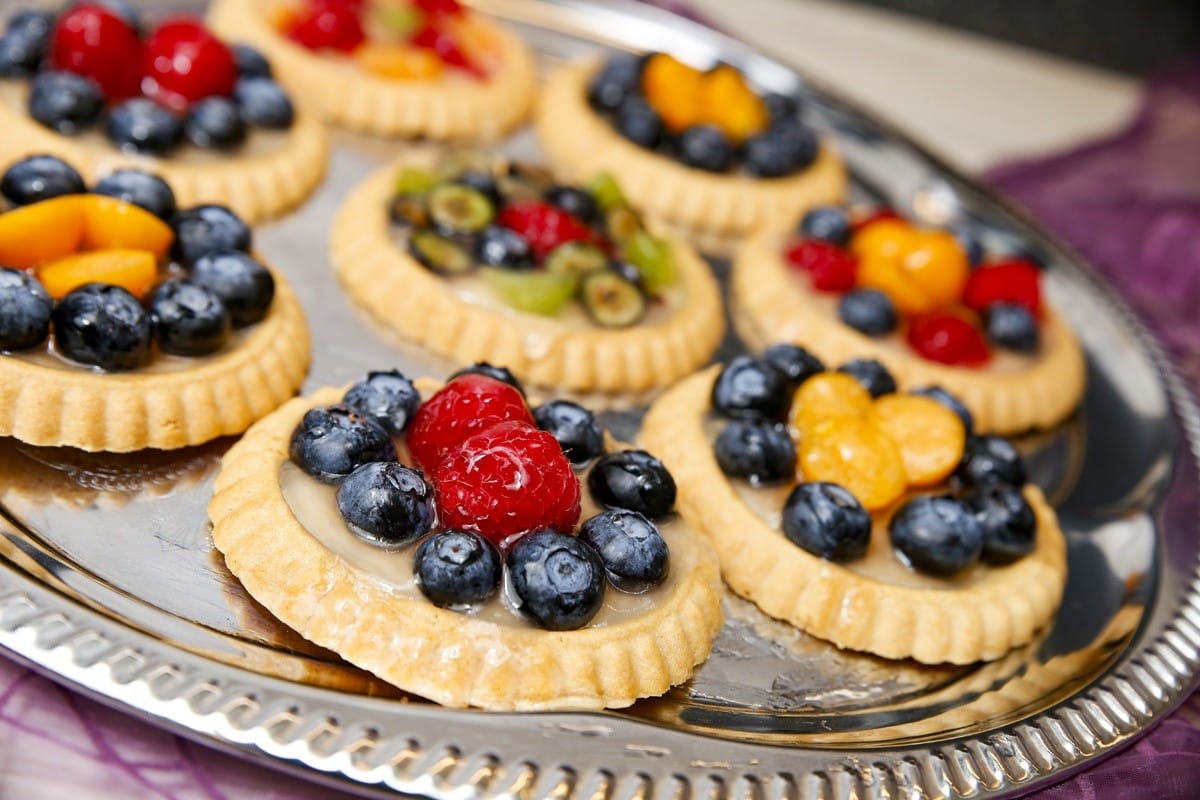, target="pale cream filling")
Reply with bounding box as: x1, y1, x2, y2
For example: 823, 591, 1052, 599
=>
6, 326, 254, 373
